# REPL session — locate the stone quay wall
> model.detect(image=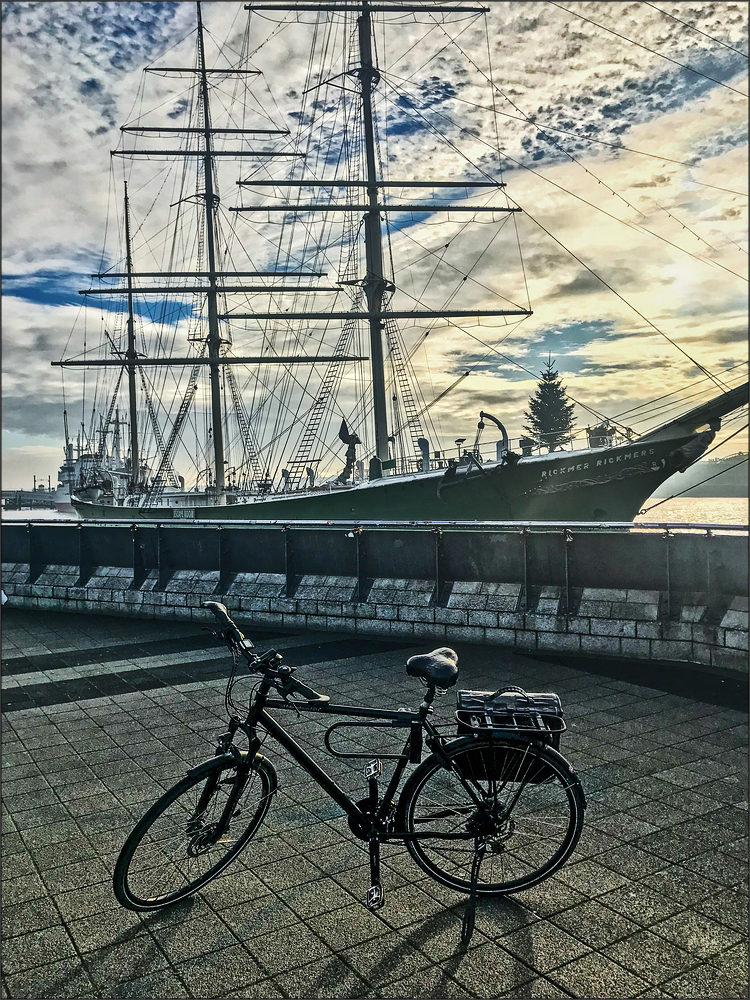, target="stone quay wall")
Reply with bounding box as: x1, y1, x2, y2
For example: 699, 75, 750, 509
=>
3, 563, 747, 675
